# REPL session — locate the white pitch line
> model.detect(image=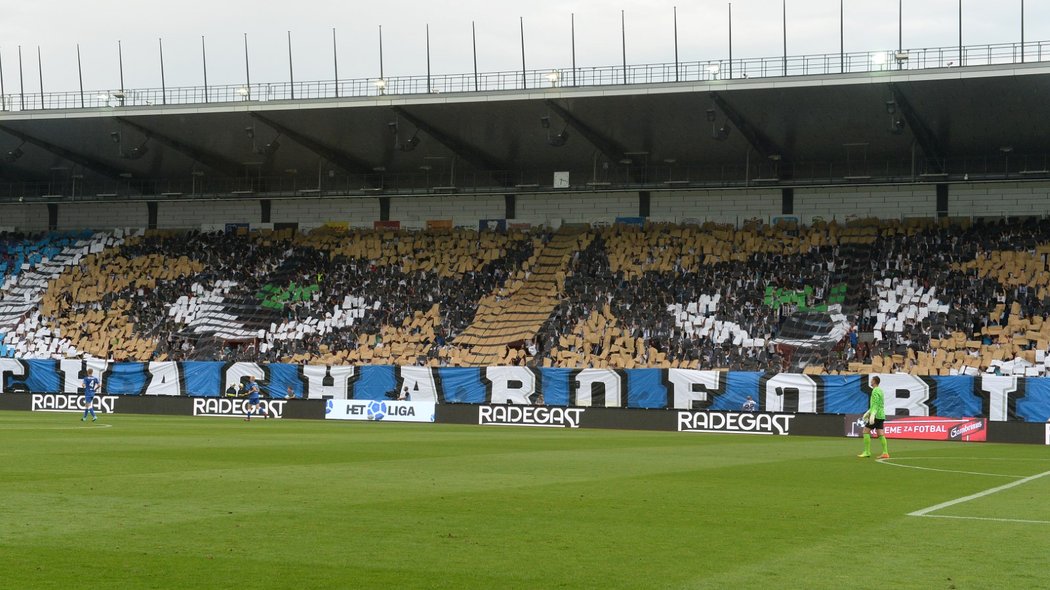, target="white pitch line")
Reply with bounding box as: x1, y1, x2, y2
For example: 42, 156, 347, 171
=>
0, 423, 113, 431
908, 469, 1050, 518
877, 458, 1025, 478
914, 514, 1050, 525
